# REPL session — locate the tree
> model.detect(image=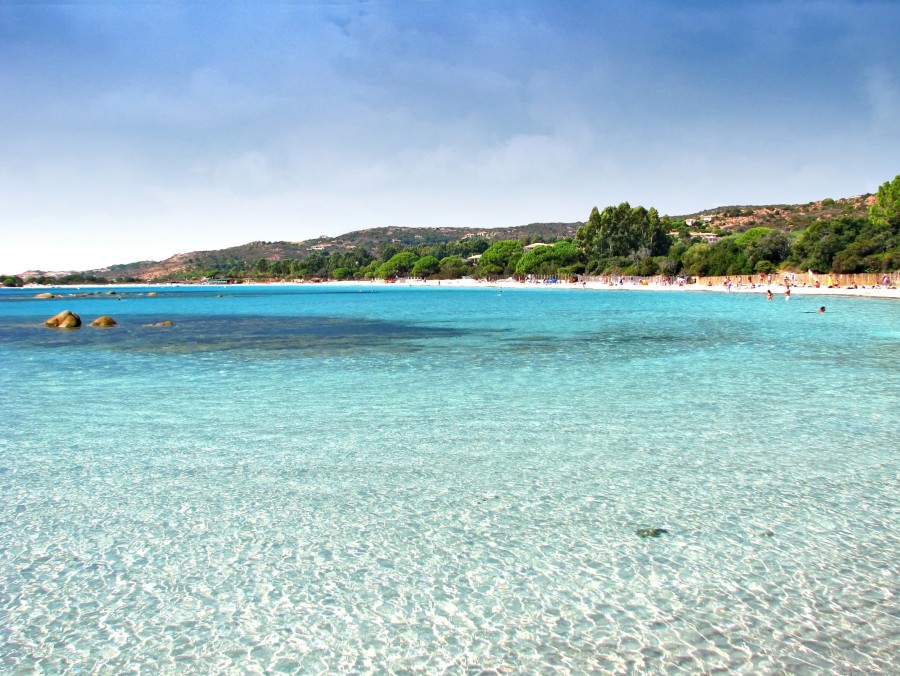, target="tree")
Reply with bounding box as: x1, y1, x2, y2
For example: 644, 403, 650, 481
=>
359, 261, 380, 279
514, 240, 584, 277
870, 175, 900, 229
332, 267, 353, 280
457, 236, 490, 257
514, 247, 553, 276
437, 256, 470, 279
299, 252, 328, 278
789, 217, 867, 272
706, 237, 749, 276
411, 255, 440, 278
741, 229, 790, 270
478, 240, 523, 276
551, 240, 583, 268
681, 243, 711, 276
378, 243, 401, 263
576, 203, 671, 265
635, 256, 659, 276
376, 251, 419, 278
253, 258, 270, 276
